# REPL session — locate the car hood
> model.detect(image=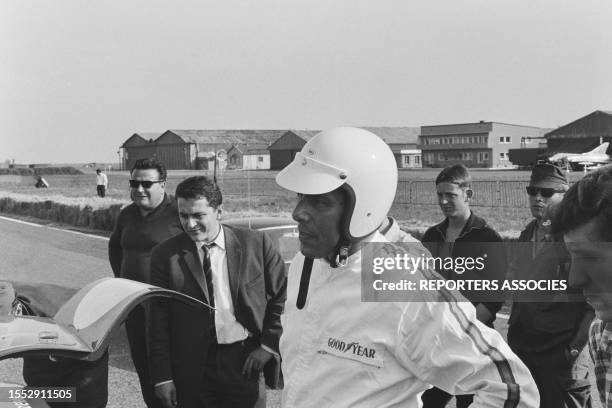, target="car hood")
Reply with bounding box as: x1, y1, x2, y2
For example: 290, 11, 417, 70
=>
0, 278, 212, 362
